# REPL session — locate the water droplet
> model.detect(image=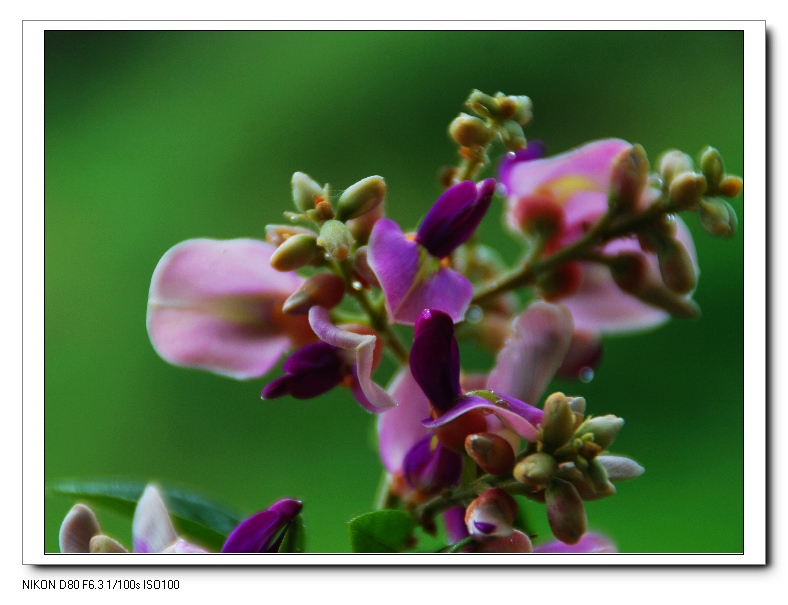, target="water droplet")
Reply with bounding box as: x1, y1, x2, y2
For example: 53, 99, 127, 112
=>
506, 151, 516, 159
495, 183, 508, 197
351, 281, 363, 291
323, 252, 332, 261
466, 305, 483, 323
579, 367, 594, 383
